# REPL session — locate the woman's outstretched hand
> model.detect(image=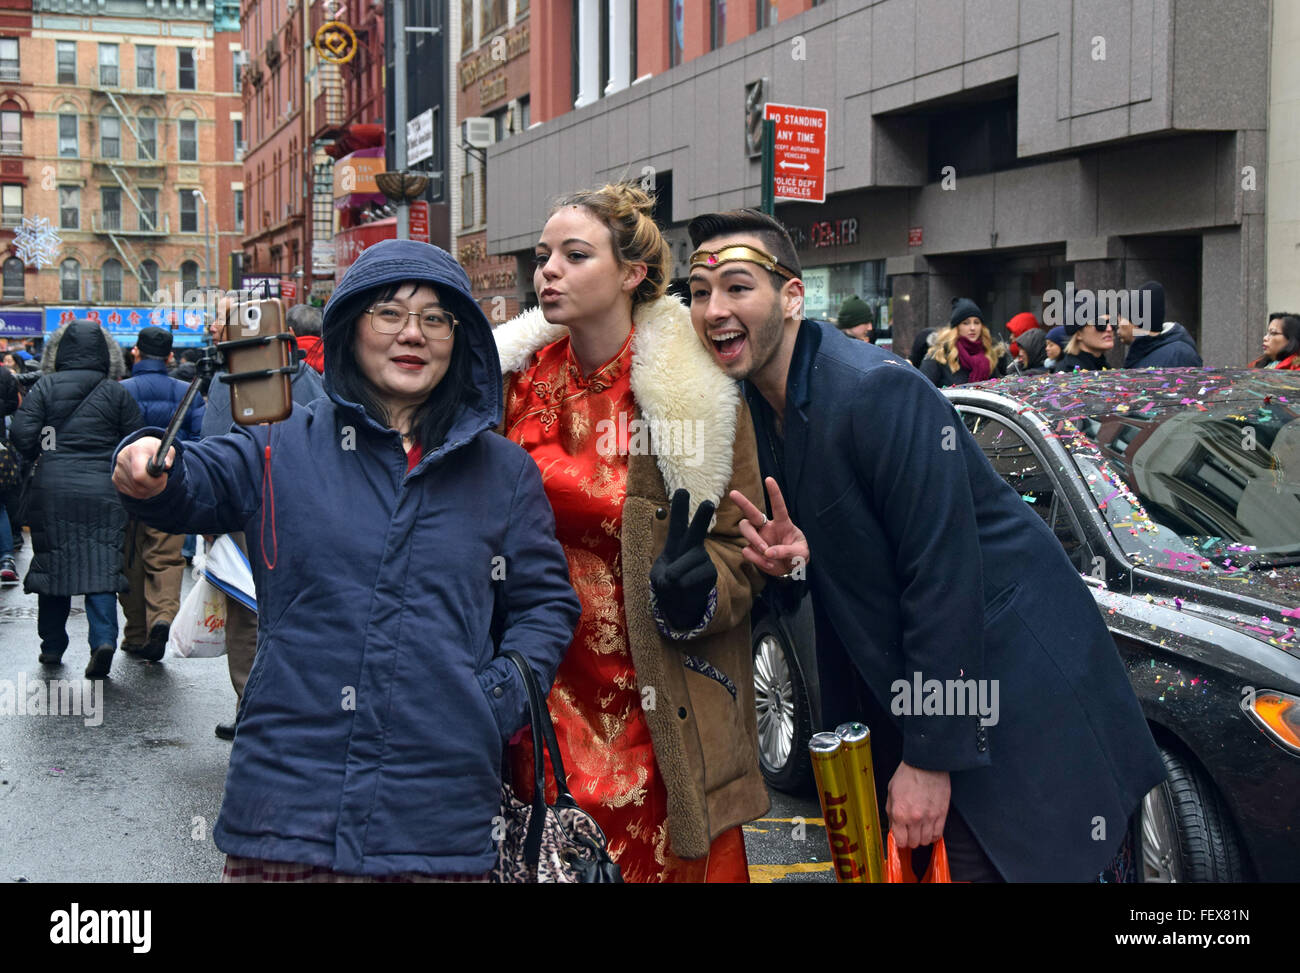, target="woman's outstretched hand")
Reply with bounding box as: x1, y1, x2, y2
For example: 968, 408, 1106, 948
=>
113, 437, 174, 500
649, 489, 718, 631
729, 476, 810, 578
